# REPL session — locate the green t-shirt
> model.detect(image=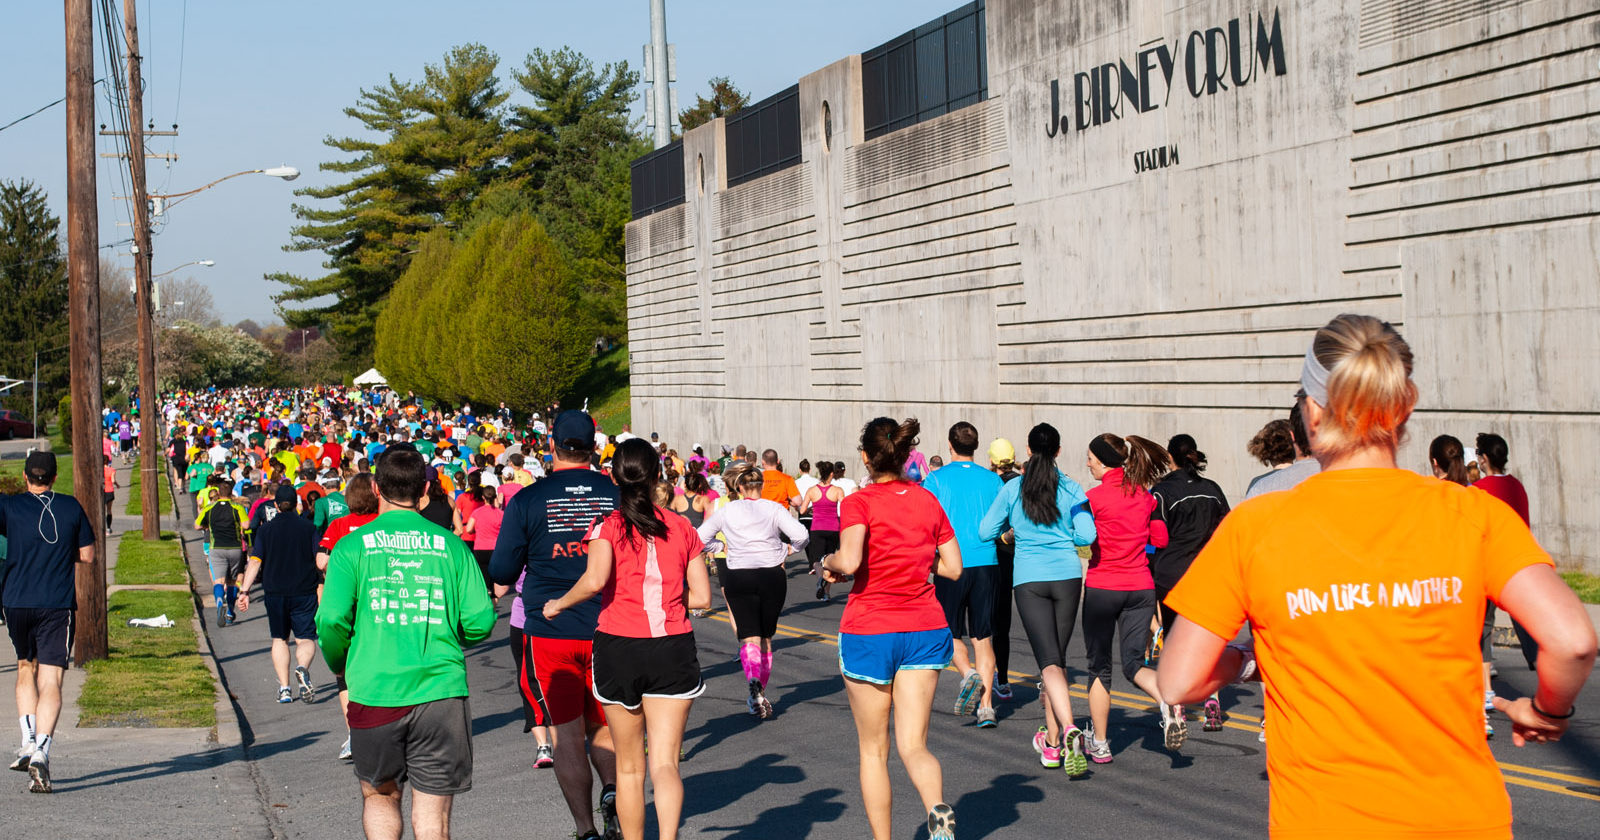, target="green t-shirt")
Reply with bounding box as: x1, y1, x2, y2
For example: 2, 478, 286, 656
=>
316, 510, 496, 707
313, 492, 349, 531
415, 440, 436, 459
186, 461, 214, 493
248, 431, 266, 448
